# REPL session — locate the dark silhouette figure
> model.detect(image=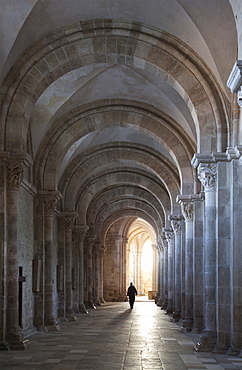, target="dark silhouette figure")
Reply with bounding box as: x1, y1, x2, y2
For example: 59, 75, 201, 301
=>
127, 282, 137, 309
